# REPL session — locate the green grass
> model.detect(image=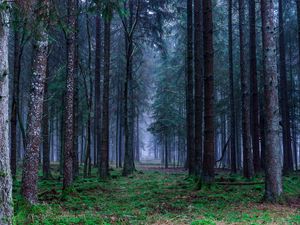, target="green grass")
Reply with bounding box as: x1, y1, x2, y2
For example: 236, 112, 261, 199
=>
13, 168, 300, 224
